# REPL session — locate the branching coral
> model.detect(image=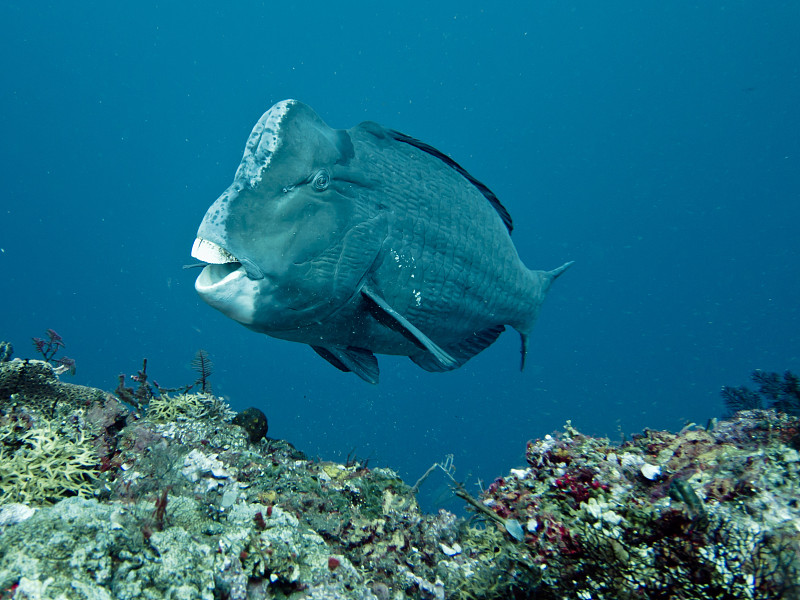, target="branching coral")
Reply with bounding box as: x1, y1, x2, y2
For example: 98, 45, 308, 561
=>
0, 421, 98, 505
144, 393, 233, 424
